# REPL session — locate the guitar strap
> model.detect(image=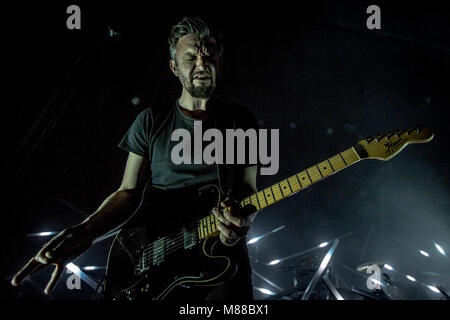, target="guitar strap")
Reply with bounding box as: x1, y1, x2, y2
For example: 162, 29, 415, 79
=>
146, 99, 236, 197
